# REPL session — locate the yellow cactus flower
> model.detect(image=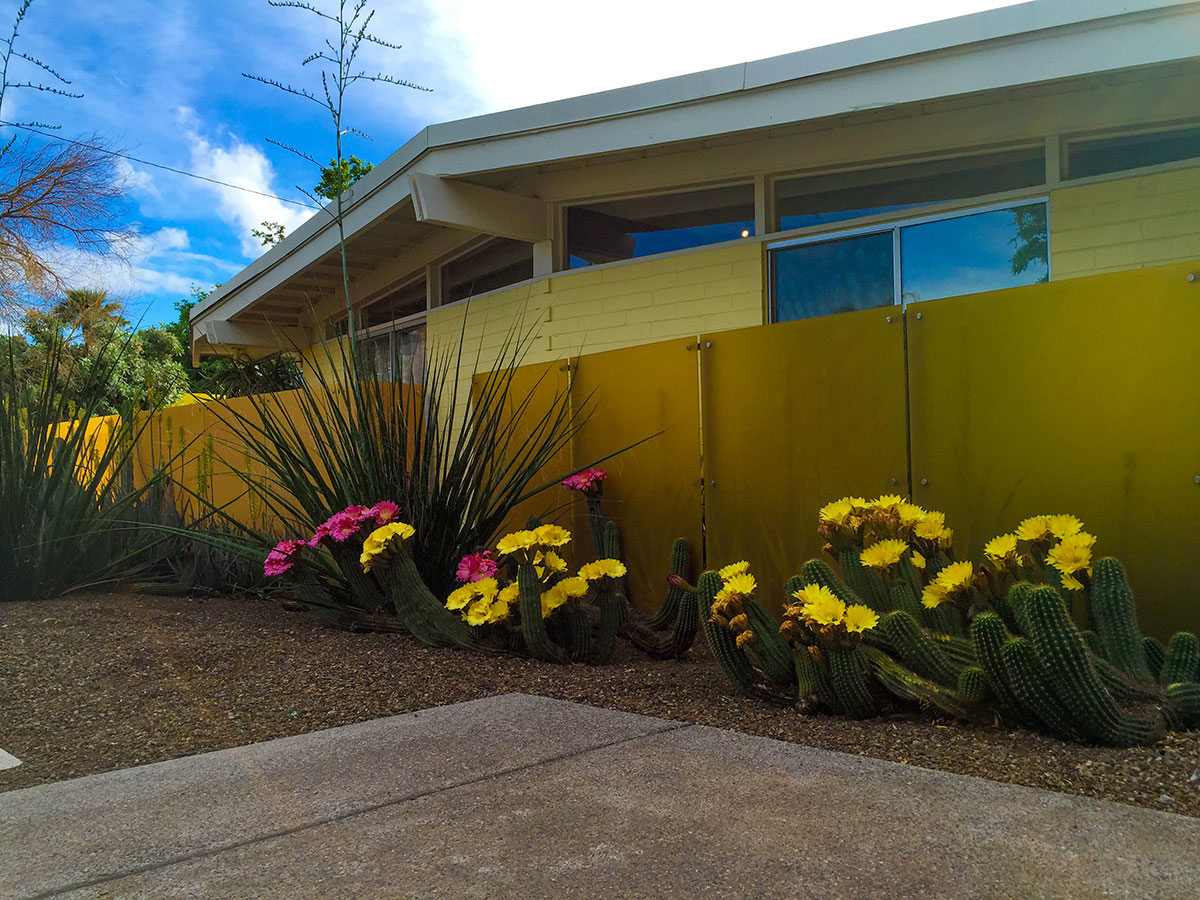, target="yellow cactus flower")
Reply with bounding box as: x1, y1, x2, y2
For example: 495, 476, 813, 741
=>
708, 611, 729, 627
843, 604, 880, 634
735, 629, 756, 649
557, 576, 589, 598
847, 497, 869, 510
486, 597, 511, 624
722, 572, 757, 596
937, 527, 954, 551
1046, 514, 1083, 540
446, 584, 477, 611
533, 523, 572, 548
1015, 516, 1051, 542
540, 585, 569, 618
983, 533, 1018, 562
1059, 571, 1084, 591
498, 583, 520, 605
496, 530, 538, 555
465, 598, 492, 626
935, 560, 977, 595
474, 578, 499, 602
579, 558, 627, 581
360, 521, 416, 571
911, 550, 926, 570
873, 494, 904, 511
914, 511, 946, 540
897, 503, 927, 529
860, 539, 909, 571
791, 583, 833, 604
799, 587, 846, 628
818, 499, 854, 526
1047, 535, 1093, 576
728, 613, 749, 631
541, 550, 568, 574
921, 583, 949, 608
719, 560, 751, 579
